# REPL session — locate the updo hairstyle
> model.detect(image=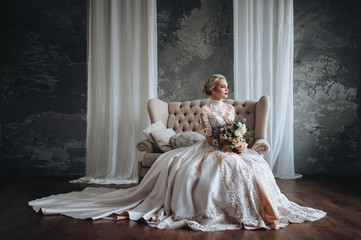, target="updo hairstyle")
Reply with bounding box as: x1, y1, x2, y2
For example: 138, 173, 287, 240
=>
203, 74, 226, 96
